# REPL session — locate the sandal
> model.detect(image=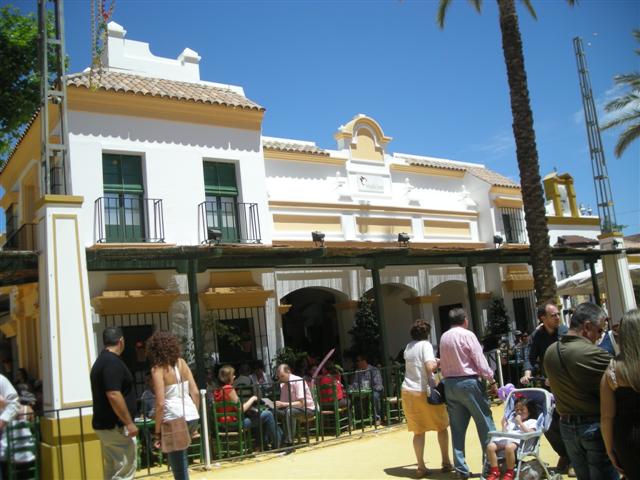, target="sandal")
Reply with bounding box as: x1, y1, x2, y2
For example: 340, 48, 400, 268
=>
441, 462, 454, 473
415, 467, 433, 478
